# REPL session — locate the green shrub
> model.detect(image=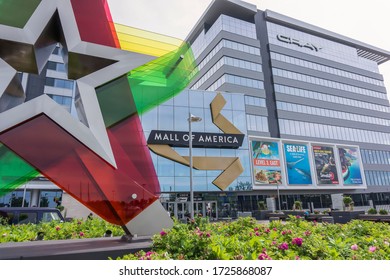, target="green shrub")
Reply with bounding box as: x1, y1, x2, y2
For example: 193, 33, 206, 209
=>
116, 216, 390, 260
293, 201, 302, 210
343, 196, 354, 210
368, 208, 378, 214
0, 217, 124, 243
257, 201, 267, 210
379, 209, 388, 215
